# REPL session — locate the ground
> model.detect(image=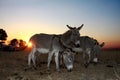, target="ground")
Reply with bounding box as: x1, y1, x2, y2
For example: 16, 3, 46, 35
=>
0, 48, 120, 80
